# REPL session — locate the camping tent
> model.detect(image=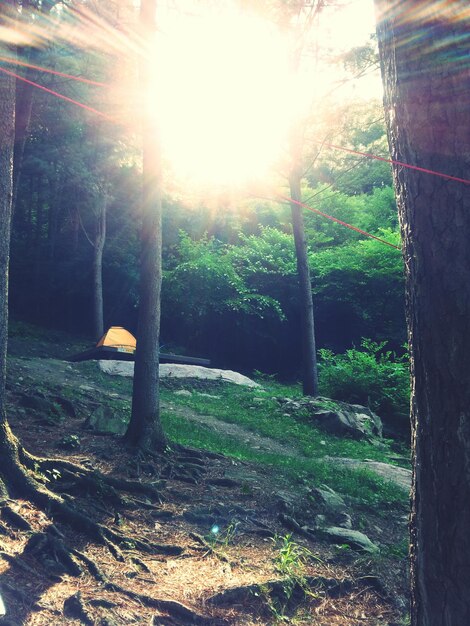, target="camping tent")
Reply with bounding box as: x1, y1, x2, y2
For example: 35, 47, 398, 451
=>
69, 326, 210, 366
69, 327, 136, 362
96, 327, 136, 353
